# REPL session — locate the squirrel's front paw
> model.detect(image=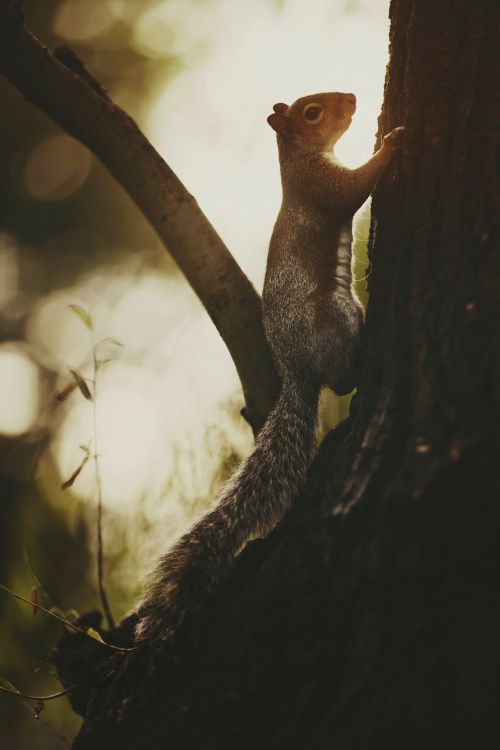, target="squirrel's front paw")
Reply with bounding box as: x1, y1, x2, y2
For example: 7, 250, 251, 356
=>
383, 125, 405, 148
